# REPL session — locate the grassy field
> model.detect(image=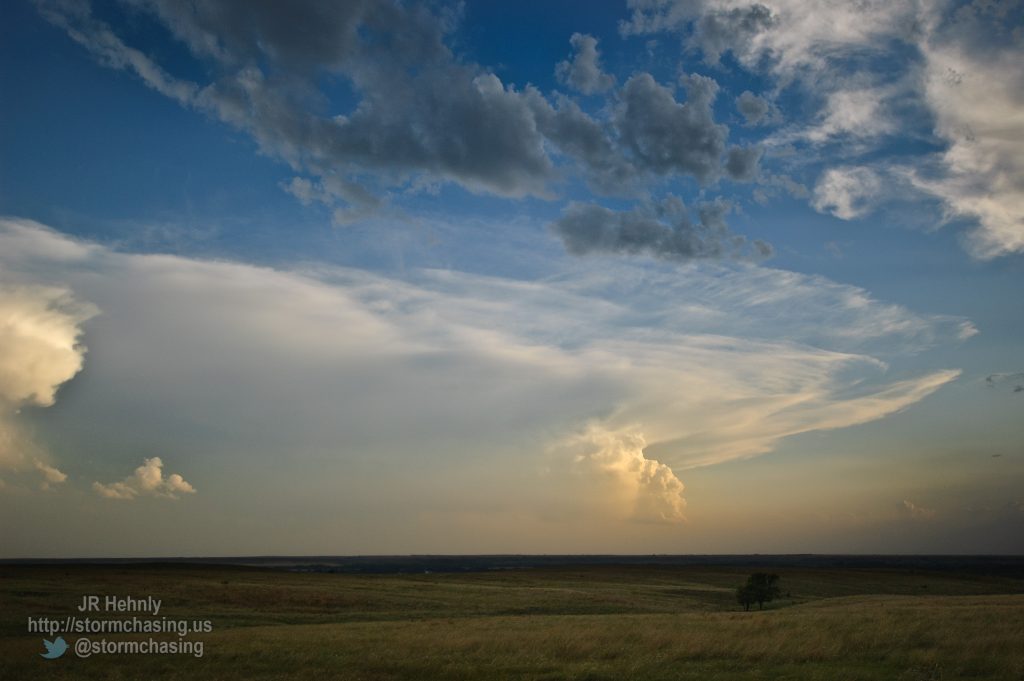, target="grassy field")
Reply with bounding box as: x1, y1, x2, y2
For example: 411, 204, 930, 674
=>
2, 563, 1023, 679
